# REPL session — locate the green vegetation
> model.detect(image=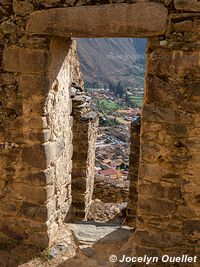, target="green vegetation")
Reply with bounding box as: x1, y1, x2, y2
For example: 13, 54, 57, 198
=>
99, 116, 119, 127
96, 99, 119, 112
96, 100, 120, 127
109, 81, 126, 98
87, 78, 143, 126
108, 81, 143, 108
129, 95, 143, 108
